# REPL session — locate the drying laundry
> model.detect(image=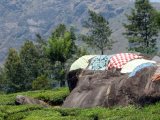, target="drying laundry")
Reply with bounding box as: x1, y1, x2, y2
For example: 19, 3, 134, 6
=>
129, 62, 155, 78
70, 55, 96, 71
88, 55, 112, 70
107, 53, 142, 69
121, 59, 156, 73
